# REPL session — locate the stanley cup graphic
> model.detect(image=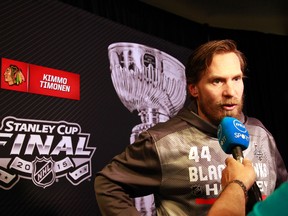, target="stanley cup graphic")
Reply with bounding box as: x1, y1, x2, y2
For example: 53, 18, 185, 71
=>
108, 42, 186, 215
